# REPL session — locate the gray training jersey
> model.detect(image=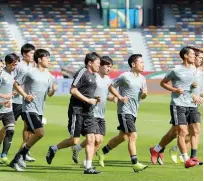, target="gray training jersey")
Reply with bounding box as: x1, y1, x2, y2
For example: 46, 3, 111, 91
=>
190, 69, 203, 107
16, 68, 53, 115
113, 72, 147, 117
93, 73, 112, 118
0, 68, 14, 113
165, 64, 196, 107
13, 61, 33, 104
